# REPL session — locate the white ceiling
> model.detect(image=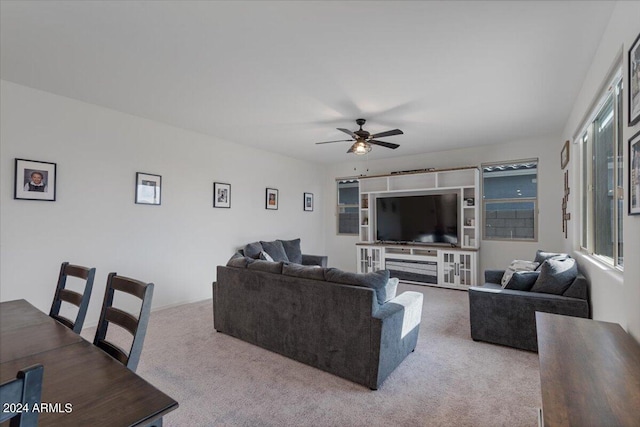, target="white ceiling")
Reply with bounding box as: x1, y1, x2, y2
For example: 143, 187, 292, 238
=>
0, 1, 615, 164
